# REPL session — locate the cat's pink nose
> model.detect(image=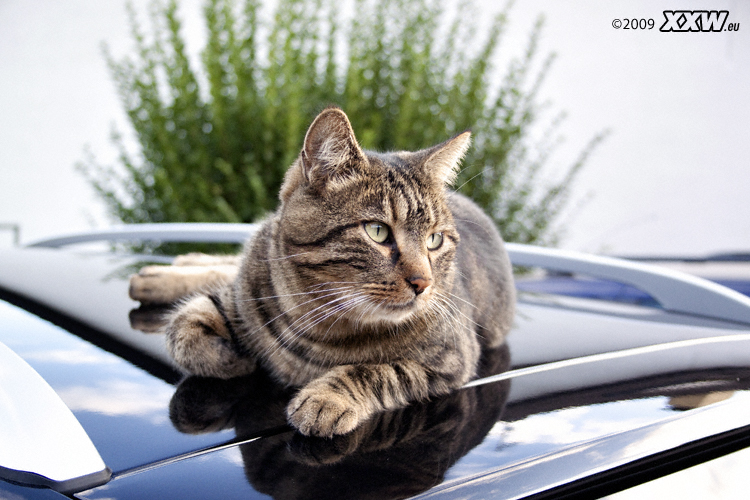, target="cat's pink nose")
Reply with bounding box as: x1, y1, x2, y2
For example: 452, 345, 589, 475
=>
408, 276, 431, 295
